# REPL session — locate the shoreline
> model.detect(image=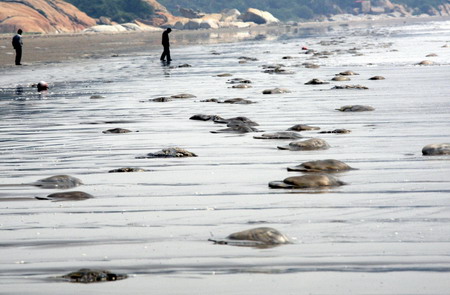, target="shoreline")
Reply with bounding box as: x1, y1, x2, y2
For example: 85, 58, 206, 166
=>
0, 15, 449, 68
